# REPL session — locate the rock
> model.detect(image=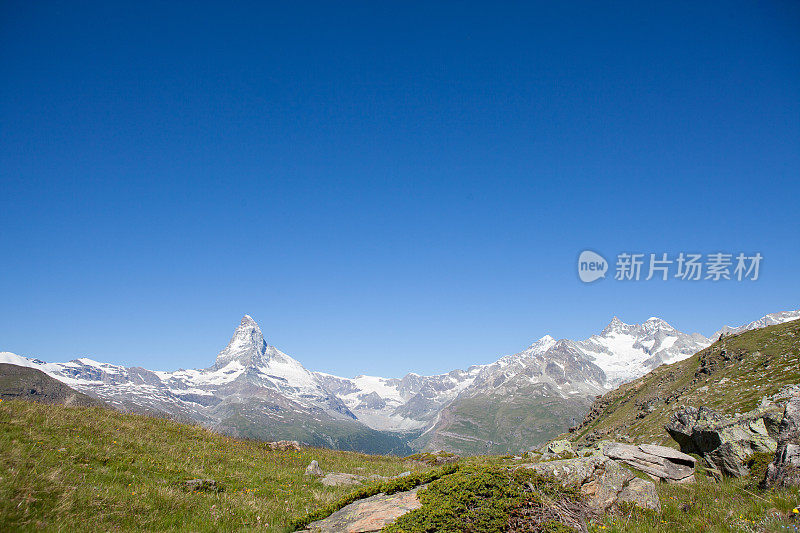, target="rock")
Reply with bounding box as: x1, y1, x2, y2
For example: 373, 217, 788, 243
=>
305, 460, 323, 477
303, 486, 423, 532
603, 442, 695, 483
523, 456, 603, 487
320, 473, 365, 487
396, 471, 411, 478
519, 456, 660, 512
545, 439, 575, 456
666, 403, 780, 477
578, 459, 635, 511
182, 479, 223, 493
617, 478, 661, 511
765, 394, 800, 487
266, 440, 301, 451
